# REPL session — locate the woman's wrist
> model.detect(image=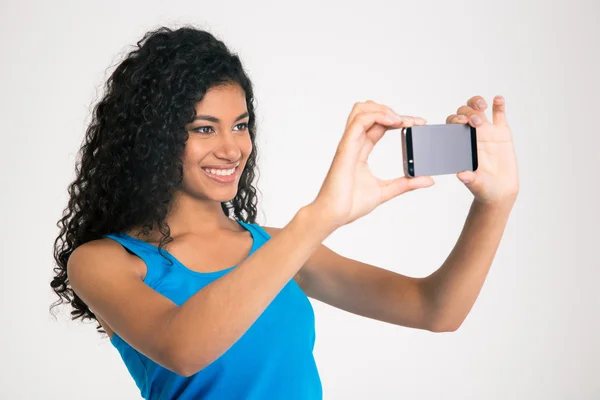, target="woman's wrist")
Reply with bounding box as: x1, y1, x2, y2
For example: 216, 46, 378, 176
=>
294, 202, 340, 240
472, 196, 516, 216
